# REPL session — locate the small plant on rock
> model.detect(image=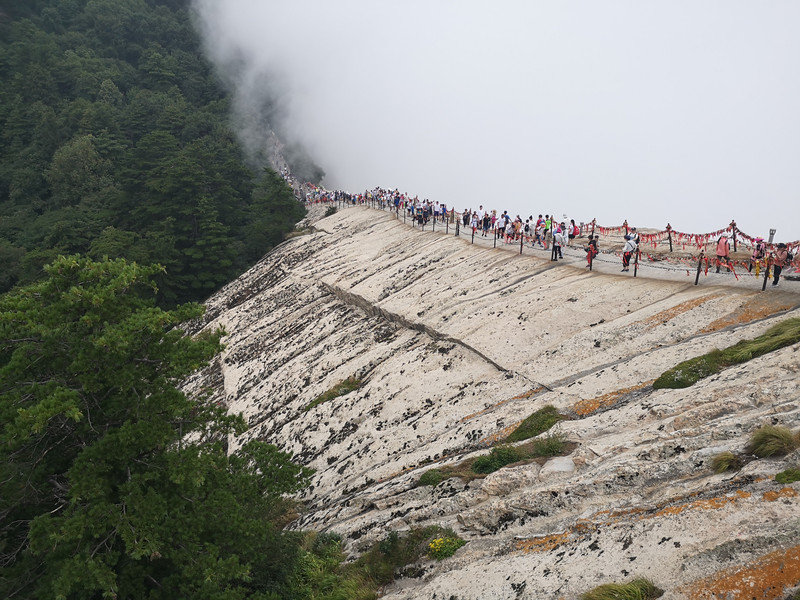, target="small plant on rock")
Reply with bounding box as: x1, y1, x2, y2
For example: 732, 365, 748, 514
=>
418, 468, 445, 487
324, 205, 337, 217
775, 468, 800, 484
471, 445, 523, 474
304, 376, 362, 412
711, 451, 742, 474
530, 432, 568, 457
427, 535, 466, 560
580, 577, 663, 600
746, 425, 798, 458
